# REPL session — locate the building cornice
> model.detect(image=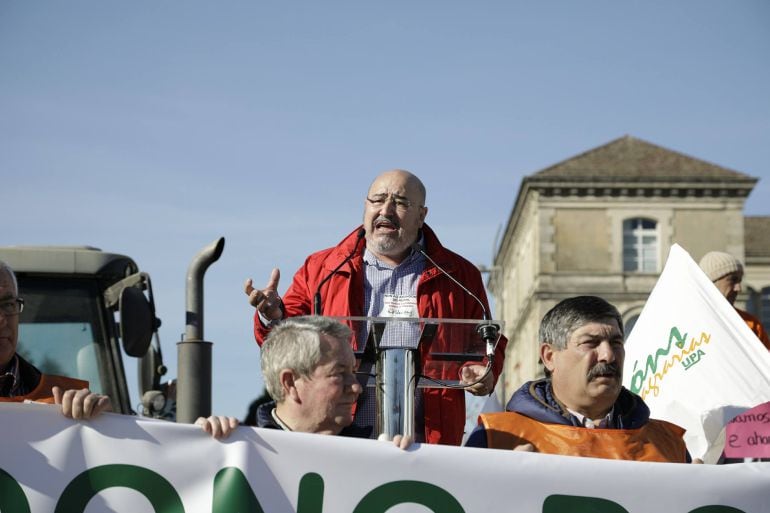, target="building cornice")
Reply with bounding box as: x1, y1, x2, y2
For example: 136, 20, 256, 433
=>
533, 179, 755, 199
494, 176, 755, 267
